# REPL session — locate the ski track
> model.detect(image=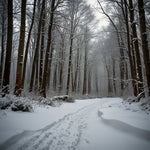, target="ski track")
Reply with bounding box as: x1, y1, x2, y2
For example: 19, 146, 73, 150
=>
0, 101, 101, 150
